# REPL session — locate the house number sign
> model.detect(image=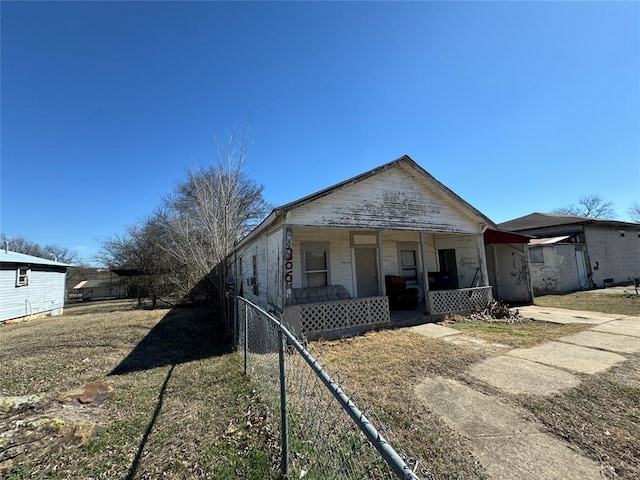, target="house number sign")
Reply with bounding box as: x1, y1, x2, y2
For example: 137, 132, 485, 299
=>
284, 227, 293, 304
